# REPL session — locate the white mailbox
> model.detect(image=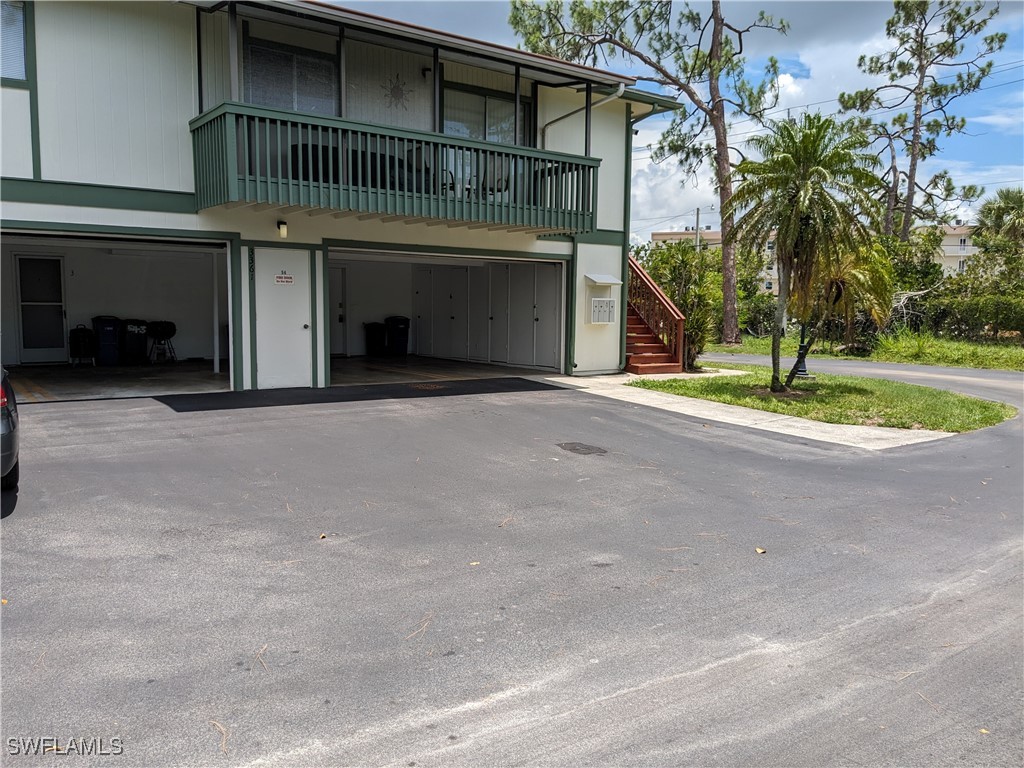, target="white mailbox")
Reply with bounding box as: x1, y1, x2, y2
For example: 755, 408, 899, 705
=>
584, 273, 623, 325
591, 298, 617, 324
